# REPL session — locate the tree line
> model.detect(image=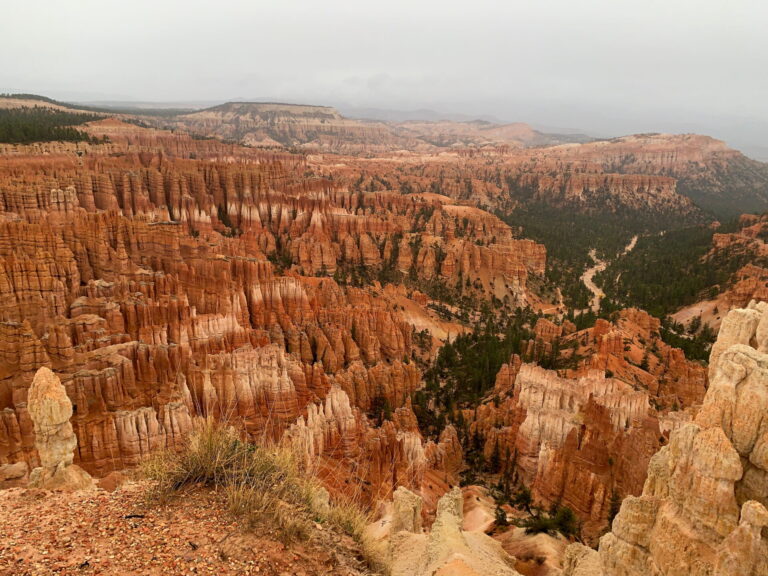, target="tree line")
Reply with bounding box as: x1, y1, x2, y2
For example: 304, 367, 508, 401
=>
0, 106, 106, 144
